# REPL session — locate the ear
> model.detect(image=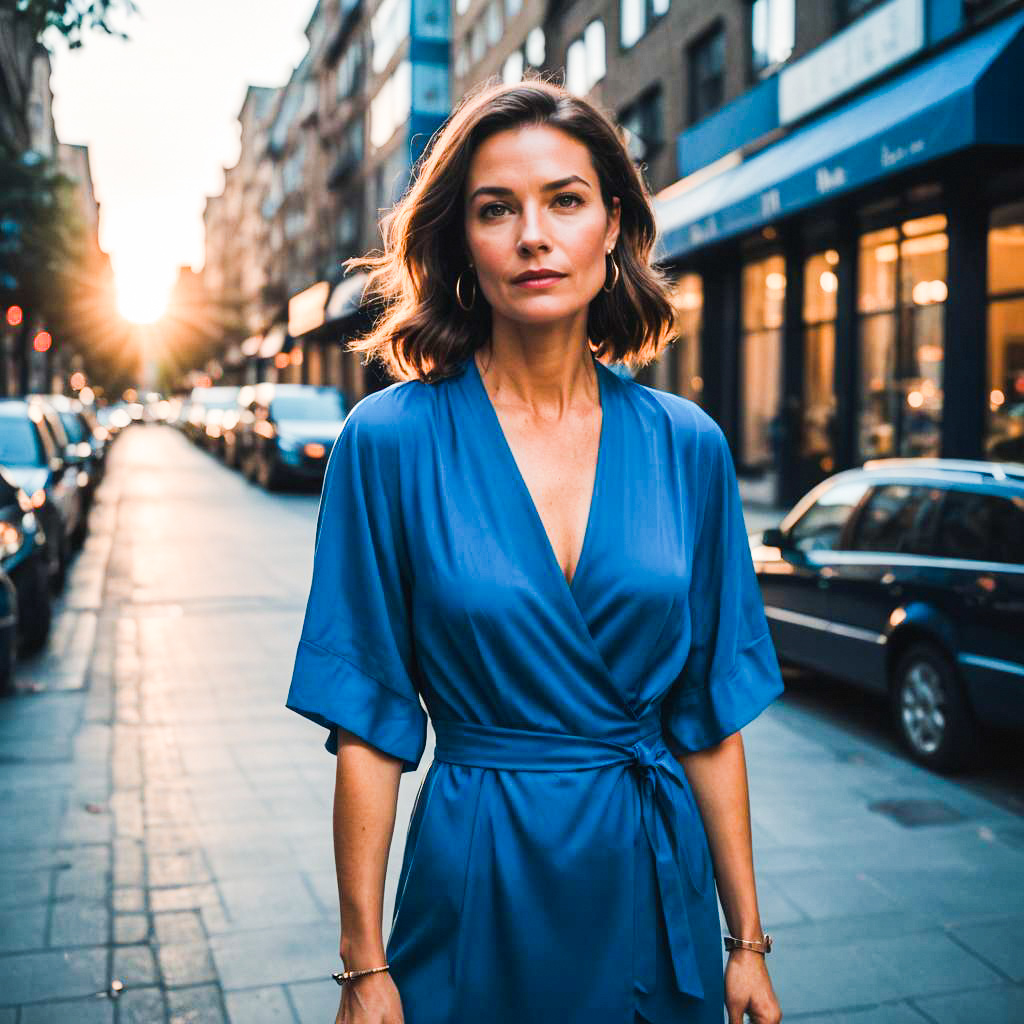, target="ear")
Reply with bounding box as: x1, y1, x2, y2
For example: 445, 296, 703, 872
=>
607, 196, 621, 250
